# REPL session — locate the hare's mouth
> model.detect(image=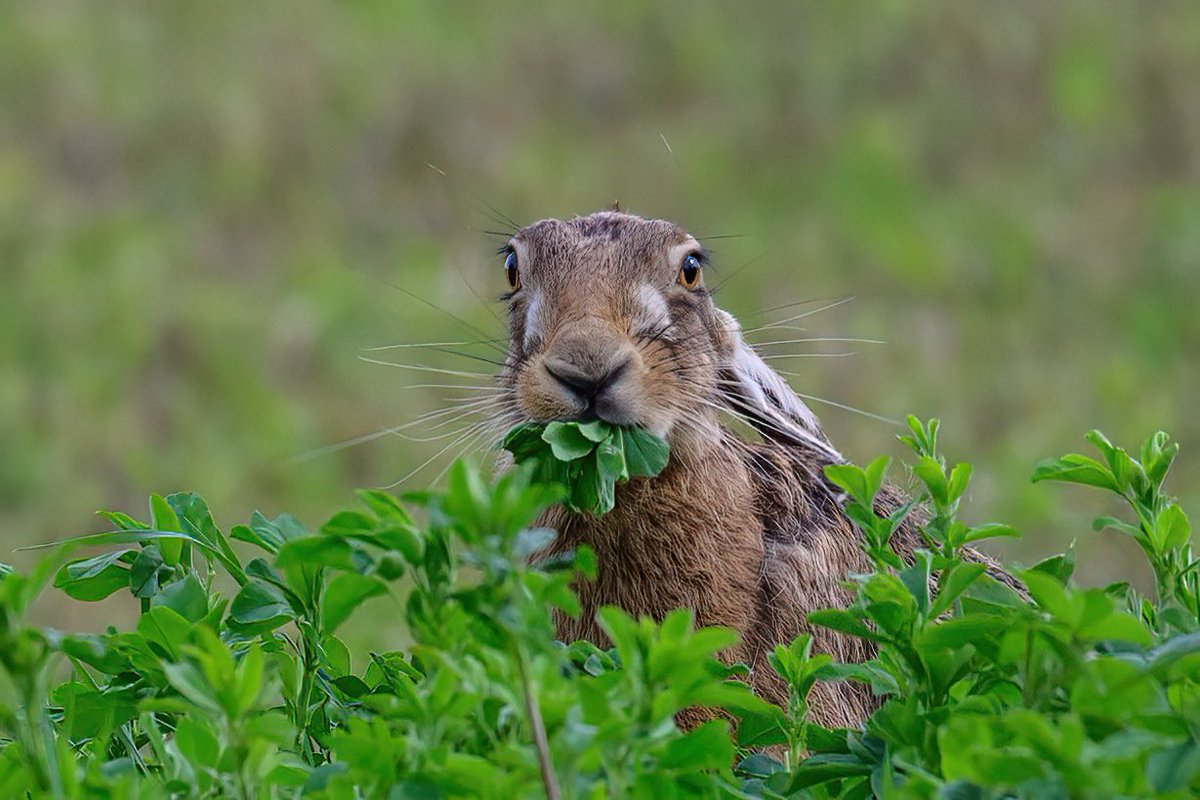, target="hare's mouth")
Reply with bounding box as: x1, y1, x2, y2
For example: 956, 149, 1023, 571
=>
543, 357, 640, 428
516, 348, 657, 432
